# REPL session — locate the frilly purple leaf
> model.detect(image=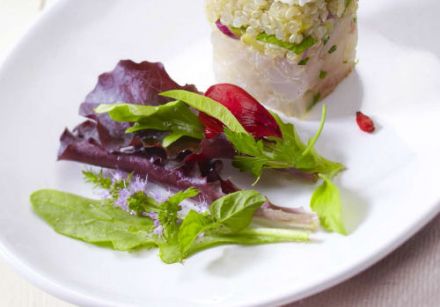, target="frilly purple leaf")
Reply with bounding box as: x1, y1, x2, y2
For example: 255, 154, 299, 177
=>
58, 60, 237, 202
